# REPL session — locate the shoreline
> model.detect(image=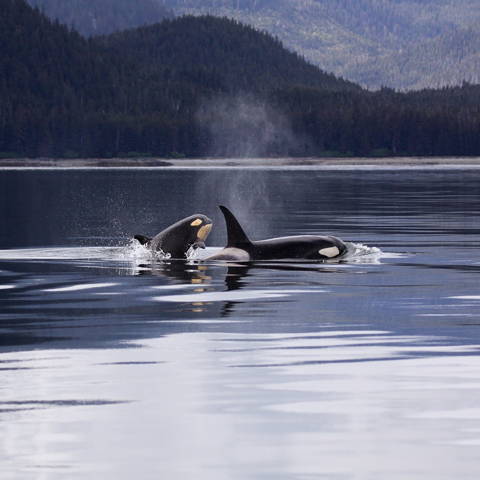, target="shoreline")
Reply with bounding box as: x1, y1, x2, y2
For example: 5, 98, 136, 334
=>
1, 156, 480, 169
